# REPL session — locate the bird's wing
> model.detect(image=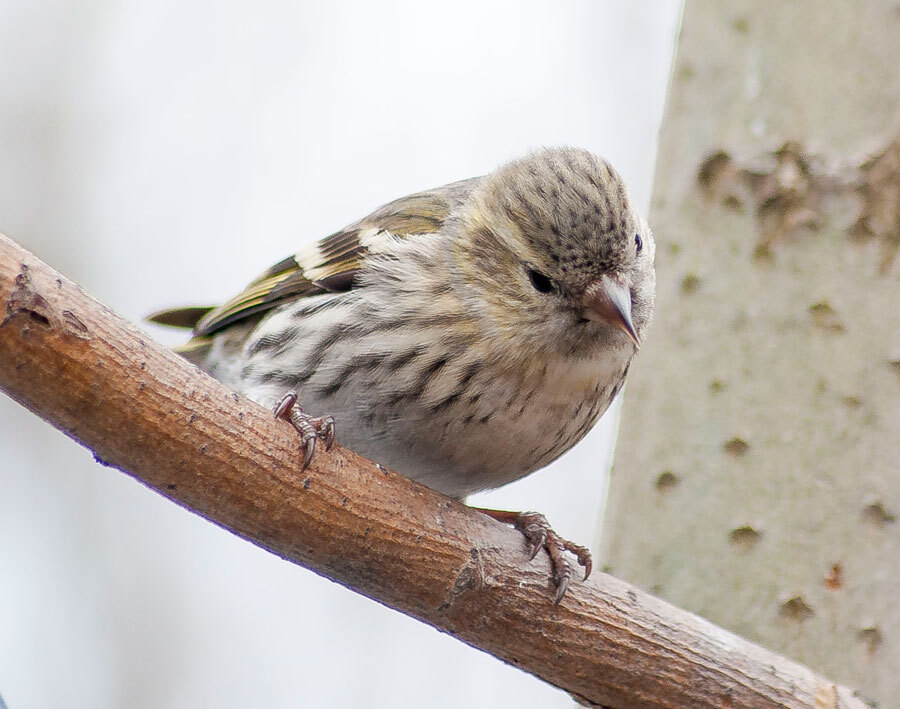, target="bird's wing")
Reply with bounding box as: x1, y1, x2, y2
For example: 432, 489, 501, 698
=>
148, 179, 478, 338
